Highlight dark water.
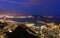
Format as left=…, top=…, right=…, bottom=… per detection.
left=47, top=18, right=60, bottom=23
left=8, top=18, right=60, bottom=23
left=8, top=18, right=42, bottom=26
left=9, top=18, right=35, bottom=23
left=7, top=18, right=60, bottom=27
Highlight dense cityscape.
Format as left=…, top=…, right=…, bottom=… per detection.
left=0, top=15, right=60, bottom=38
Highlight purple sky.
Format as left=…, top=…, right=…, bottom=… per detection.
left=0, top=0, right=60, bottom=16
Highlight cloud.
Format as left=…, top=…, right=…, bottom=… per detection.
left=0, top=0, right=41, bottom=5
left=0, top=6, right=16, bottom=14
left=0, top=0, right=60, bottom=16
left=0, top=6, right=29, bottom=15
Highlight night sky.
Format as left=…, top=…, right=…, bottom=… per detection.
left=0, top=0, right=60, bottom=16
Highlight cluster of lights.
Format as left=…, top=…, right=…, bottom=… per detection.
left=0, top=15, right=34, bottom=19
left=36, top=20, right=60, bottom=38
left=26, top=20, right=60, bottom=38
left=26, top=23, right=35, bottom=27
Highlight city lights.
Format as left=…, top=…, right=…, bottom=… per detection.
left=0, top=15, right=60, bottom=38
left=8, top=30, right=12, bottom=33
left=0, top=15, right=34, bottom=19
left=26, top=23, right=35, bottom=27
